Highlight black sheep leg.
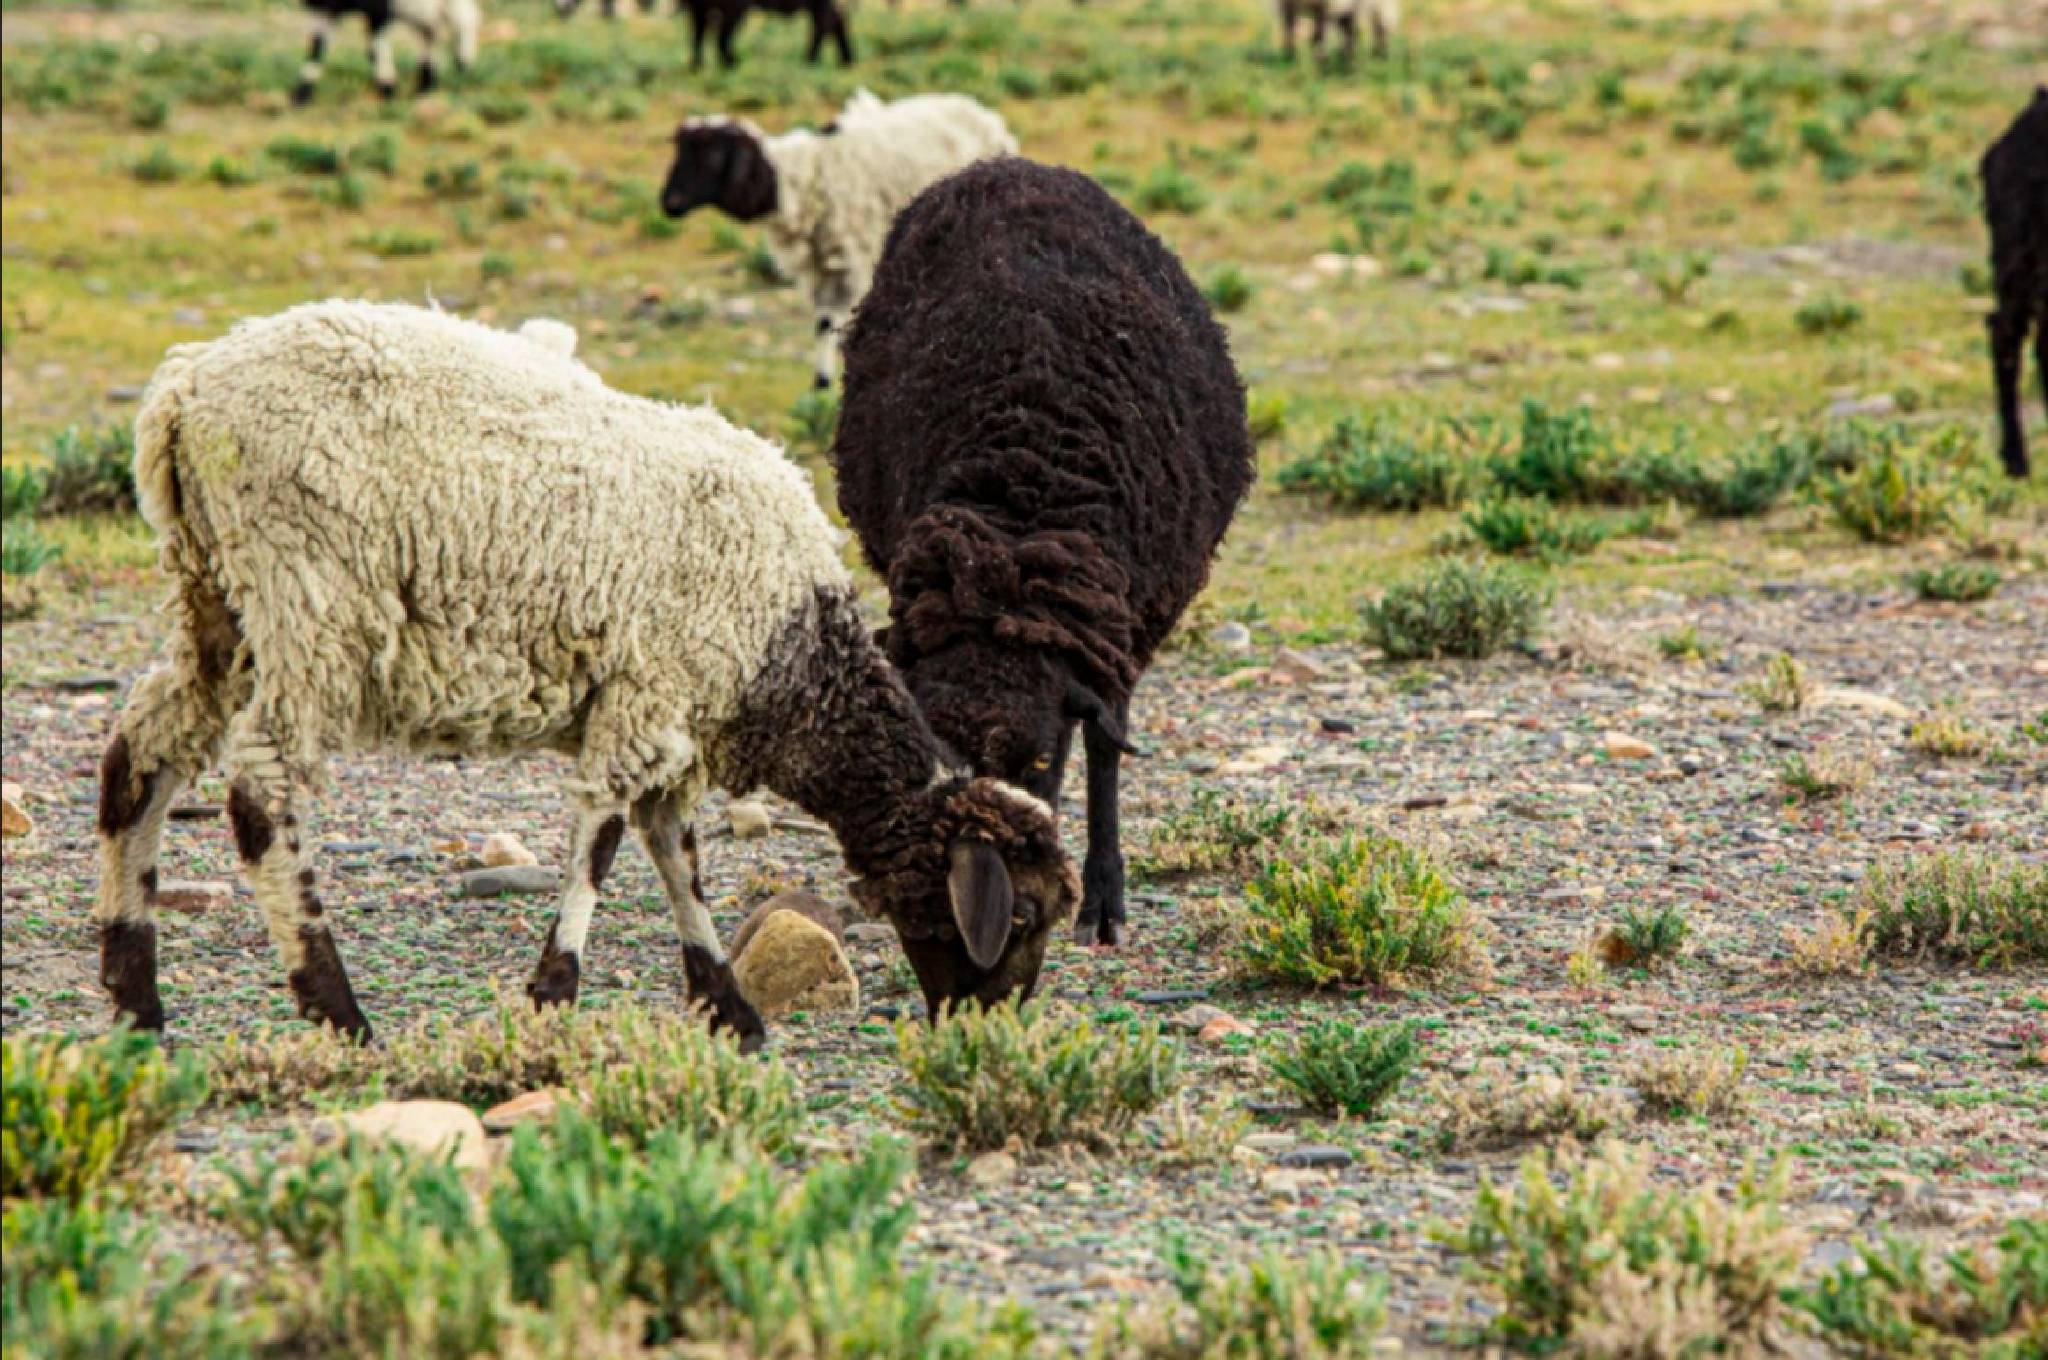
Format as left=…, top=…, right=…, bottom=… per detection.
left=688, top=2, right=708, bottom=67
left=1075, top=698, right=1128, bottom=947
left=831, top=11, right=854, bottom=64
left=1990, top=303, right=2031, bottom=478
left=716, top=9, right=742, bottom=67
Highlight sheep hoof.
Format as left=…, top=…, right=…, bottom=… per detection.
left=290, top=81, right=315, bottom=107
left=375, top=81, right=398, bottom=101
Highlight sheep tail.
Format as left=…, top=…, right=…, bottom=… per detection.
left=448, top=0, right=481, bottom=68
left=133, top=343, right=205, bottom=576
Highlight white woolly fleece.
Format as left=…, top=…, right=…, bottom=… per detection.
left=754, top=90, right=1018, bottom=308
left=134, top=300, right=849, bottom=803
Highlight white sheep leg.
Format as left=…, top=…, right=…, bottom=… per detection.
left=291, top=12, right=333, bottom=105
left=223, top=701, right=370, bottom=1039
left=632, top=790, right=766, bottom=1052
left=370, top=23, right=399, bottom=99
left=96, top=612, right=242, bottom=1032
left=528, top=798, right=628, bottom=1007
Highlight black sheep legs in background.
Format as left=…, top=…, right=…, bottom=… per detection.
left=1981, top=87, right=2046, bottom=479
left=686, top=0, right=854, bottom=70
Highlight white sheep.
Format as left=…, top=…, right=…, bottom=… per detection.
left=96, top=300, right=1078, bottom=1047
left=659, top=90, right=1018, bottom=388
left=291, top=0, right=481, bottom=106
left=1277, top=0, right=1396, bottom=61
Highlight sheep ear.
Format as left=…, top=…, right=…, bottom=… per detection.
left=1064, top=681, right=1142, bottom=757
left=947, top=841, right=1014, bottom=970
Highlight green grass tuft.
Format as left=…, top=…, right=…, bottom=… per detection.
left=2, top=1027, right=207, bottom=1203
left=1362, top=558, right=1548, bottom=661
left=1264, top=1019, right=1418, bottom=1120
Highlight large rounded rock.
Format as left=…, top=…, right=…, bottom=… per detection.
left=730, top=889, right=843, bottom=960
left=332, top=1100, right=490, bottom=1175
left=732, top=906, right=859, bottom=1019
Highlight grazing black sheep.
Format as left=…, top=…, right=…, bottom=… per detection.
left=292, top=0, right=478, bottom=105
left=832, top=158, right=1255, bottom=955
left=556, top=0, right=850, bottom=66
left=1982, top=86, right=2047, bottom=479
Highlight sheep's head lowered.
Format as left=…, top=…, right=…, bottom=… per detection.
left=661, top=119, right=779, bottom=222
left=847, top=776, right=1078, bottom=1013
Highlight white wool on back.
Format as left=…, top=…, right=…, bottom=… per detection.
left=758, top=91, right=1018, bottom=307
left=134, top=299, right=848, bottom=803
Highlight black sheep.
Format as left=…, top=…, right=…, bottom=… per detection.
left=832, top=157, right=1255, bottom=952
left=555, top=0, right=852, bottom=67
left=1982, top=86, right=2046, bottom=479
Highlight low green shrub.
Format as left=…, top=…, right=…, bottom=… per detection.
left=1134, top=789, right=1348, bottom=878
left=894, top=1000, right=1181, bottom=1151
left=1362, top=558, right=1548, bottom=661
left=41, top=424, right=137, bottom=515
left=1792, top=1220, right=2046, bottom=1358
left=1202, top=265, right=1255, bottom=314
left=1601, top=904, right=1690, bottom=970
left=1741, top=651, right=1813, bottom=713
left=1909, top=562, right=2000, bottom=602
left=1630, top=1043, right=1749, bottom=1119
left=1855, top=850, right=2047, bottom=967
left=1264, top=1019, right=1418, bottom=1119
left=2, top=1028, right=207, bottom=1203
left=1822, top=442, right=1983, bottom=543
left=1461, top=494, right=1610, bottom=559
left=1276, top=414, right=1476, bottom=511
left=128, top=143, right=186, bottom=183
left=1652, top=434, right=1813, bottom=517
left=1091, top=1239, right=1389, bottom=1358
left=785, top=387, right=839, bottom=455
left=1, top=519, right=61, bottom=579
left=1489, top=399, right=1612, bottom=502
left=1, top=1197, right=262, bottom=1359
left=1795, top=292, right=1862, bottom=334
left=1135, top=159, right=1207, bottom=214
left=1235, top=834, right=1489, bottom=990
left=1, top=466, right=45, bottom=519
left=1440, top=1142, right=1803, bottom=1355
left=1425, top=1059, right=1628, bottom=1151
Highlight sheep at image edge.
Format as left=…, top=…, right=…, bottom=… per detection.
left=96, top=300, right=1079, bottom=1046
left=291, top=0, right=480, bottom=105
left=1982, top=85, right=2045, bottom=479
left=832, top=157, right=1256, bottom=951
left=660, top=89, right=1017, bottom=388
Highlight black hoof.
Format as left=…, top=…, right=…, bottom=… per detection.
left=375, top=81, right=398, bottom=101
left=290, top=82, right=315, bottom=107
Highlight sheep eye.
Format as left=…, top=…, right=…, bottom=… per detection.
left=1030, top=755, right=1052, bottom=771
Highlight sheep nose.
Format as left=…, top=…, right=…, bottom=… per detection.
left=661, top=195, right=686, bottom=218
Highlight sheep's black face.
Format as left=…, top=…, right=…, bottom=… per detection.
left=910, top=653, right=1074, bottom=802
left=850, top=778, right=1079, bottom=1017
left=661, top=122, right=778, bottom=223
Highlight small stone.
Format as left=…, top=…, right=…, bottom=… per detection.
left=965, top=1150, right=1017, bottom=1188
left=1272, top=647, right=1328, bottom=683
left=1602, top=731, right=1657, bottom=760
left=481, top=1089, right=559, bottom=1133
left=1318, top=715, right=1356, bottom=734
left=1242, top=1131, right=1298, bottom=1152
left=459, top=866, right=561, bottom=897
left=171, top=306, right=207, bottom=327
left=434, top=837, right=470, bottom=854
left=106, top=384, right=146, bottom=403
left=53, top=674, right=120, bottom=693
left=728, top=798, right=773, bottom=840
left=1208, top=621, right=1252, bottom=653
left=732, top=909, right=859, bottom=1017
left=156, top=880, right=231, bottom=914
left=844, top=921, right=896, bottom=946
left=1274, top=1144, right=1353, bottom=1169
left=1827, top=393, right=1896, bottom=420
left=480, top=832, right=537, bottom=868
left=1199, top=1015, right=1254, bottom=1043
left=334, top=1100, right=489, bottom=1175
left=1814, top=687, right=1913, bottom=721
left=1135, top=988, right=1208, bottom=1006
left=1310, top=252, right=1382, bottom=279
left=1612, top=1005, right=1657, bottom=1033
left=1218, top=744, right=1290, bottom=776
left=731, top=889, right=843, bottom=959
left=1, top=784, right=31, bottom=839
left=1167, top=1003, right=1231, bottom=1034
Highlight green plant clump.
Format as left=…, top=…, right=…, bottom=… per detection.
left=1276, top=414, right=1475, bottom=511
left=1090, top=1238, right=1389, bottom=1359
left=1362, top=558, right=1549, bottom=661
left=1854, top=850, right=2047, bottom=968
left=1460, top=493, right=1610, bottom=559
left=1909, top=562, right=2001, bottom=602
left=1264, top=1019, right=1419, bottom=1120
left=2, top=1028, right=207, bottom=1203
left=1792, top=1220, right=2046, bottom=1359
left=1235, top=834, right=1489, bottom=989
left=895, top=1000, right=1182, bottom=1151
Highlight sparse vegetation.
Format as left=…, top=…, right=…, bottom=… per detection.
left=1263, top=1019, right=1418, bottom=1120
left=1091, top=1240, right=1389, bottom=1359
left=1233, top=834, right=1490, bottom=990
left=1277, top=415, right=1476, bottom=511
left=1600, top=904, right=1690, bottom=970
left=2, top=1028, right=207, bottom=1203
left=1630, top=1043, right=1749, bottom=1119
left=1854, top=851, right=2047, bottom=967
left=1135, top=789, right=1348, bottom=877
left=1793, top=1220, right=2047, bottom=1359
left=1910, top=562, right=2001, bottom=602
left=1425, top=1059, right=1629, bottom=1151
left=1909, top=710, right=1992, bottom=759
left=895, top=1000, right=1182, bottom=1151
left=1362, top=558, right=1548, bottom=661
left=1779, top=747, right=1872, bottom=804
left=1441, top=1142, right=1803, bottom=1355
left=1742, top=652, right=1814, bottom=713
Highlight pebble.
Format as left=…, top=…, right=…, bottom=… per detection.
left=1167, top=1003, right=1232, bottom=1034
left=1135, top=988, right=1208, bottom=1006
left=1, top=784, right=32, bottom=839
left=481, top=1089, right=560, bottom=1132
left=1274, top=1144, right=1353, bottom=1169
left=728, top=798, right=774, bottom=839
left=1318, top=715, right=1356, bottom=734
left=480, top=832, right=538, bottom=868
left=105, top=384, right=145, bottom=403
left=1208, top=621, right=1252, bottom=653
left=1242, top=1131, right=1298, bottom=1152
left=1199, top=1014, right=1255, bottom=1042
left=1612, top=1005, right=1657, bottom=1033
left=459, top=865, right=561, bottom=897
left=844, top=922, right=896, bottom=945
left=1272, top=647, right=1328, bottom=683
left=965, top=1150, right=1018, bottom=1188
left=1602, top=731, right=1657, bottom=760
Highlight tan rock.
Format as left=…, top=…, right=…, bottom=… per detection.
left=964, top=1149, right=1017, bottom=1188
left=732, top=909, right=859, bottom=1018
left=335, top=1100, right=489, bottom=1175
left=728, top=798, right=773, bottom=840
left=1602, top=731, right=1657, bottom=760
left=1218, top=744, right=1290, bottom=776
left=1814, top=687, right=1912, bottom=721
left=481, top=1089, right=560, bottom=1133
left=731, top=889, right=843, bottom=960
left=1, top=783, right=31, bottom=839
left=156, top=880, right=232, bottom=914
left=481, top=832, right=537, bottom=868
left=1272, top=647, right=1328, bottom=684
left=1199, top=1014, right=1254, bottom=1043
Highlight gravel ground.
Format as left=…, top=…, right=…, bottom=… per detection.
left=3, top=575, right=2044, bottom=1349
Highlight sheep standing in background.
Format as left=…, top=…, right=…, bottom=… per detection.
left=660, top=91, right=1016, bottom=388
left=1277, top=0, right=1396, bottom=61
left=291, top=0, right=480, bottom=105
left=97, top=301, right=1078, bottom=1045
left=553, top=0, right=851, bottom=68
left=1982, top=86, right=2045, bottom=479
left=832, top=159, right=1255, bottom=949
